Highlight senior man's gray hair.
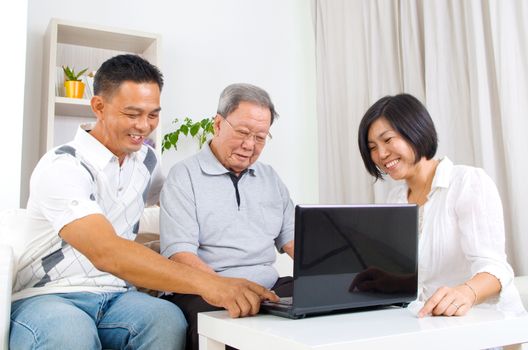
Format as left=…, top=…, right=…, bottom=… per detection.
left=217, top=83, right=279, bottom=125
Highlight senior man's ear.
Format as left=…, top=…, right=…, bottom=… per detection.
left=213, top=114, right=223, bottom=136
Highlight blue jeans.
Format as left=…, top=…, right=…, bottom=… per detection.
left=10, top=291, right=187, bottom=349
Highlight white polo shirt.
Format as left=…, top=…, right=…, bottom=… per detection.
left=12, top=124, right=163, bottom=301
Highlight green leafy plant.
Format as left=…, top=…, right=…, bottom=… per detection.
left=62, top=65, right=88, bottom=81
left=162, top=117, right=214, bottom=153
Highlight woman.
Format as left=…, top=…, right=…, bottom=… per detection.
left=357, top=93, right=524, bottom=317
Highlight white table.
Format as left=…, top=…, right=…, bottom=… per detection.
left=198, top=306, right=528, bottom=350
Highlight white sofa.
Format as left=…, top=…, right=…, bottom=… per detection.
left=0, top=209, right=28, bottom=350
left=0, top=246, right=13, bottom=350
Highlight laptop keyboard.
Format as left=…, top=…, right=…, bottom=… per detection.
left=274, top=297, right=293, bottom=305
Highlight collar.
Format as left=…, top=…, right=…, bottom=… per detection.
left=393, top=156, right=452, bottom=202
left=197, top=141, right=256, bottom=176
left=73, top=123, right=132, bottom=170
left=430, top=156, right=453, bottom=190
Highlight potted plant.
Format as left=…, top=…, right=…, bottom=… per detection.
left=162, top=117, right=214, bottom=153
left=62, top=65, right=88, bottom=99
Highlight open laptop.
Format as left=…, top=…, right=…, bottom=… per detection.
left=261, top=204, right=418, bottom=319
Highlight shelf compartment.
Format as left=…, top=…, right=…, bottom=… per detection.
left=55, top=96, right=93, bottom=118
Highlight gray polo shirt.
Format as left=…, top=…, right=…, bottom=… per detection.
left=160, top=142, right=294, bottom=289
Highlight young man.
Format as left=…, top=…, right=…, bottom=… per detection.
left=10, top=56, right=277, bottom=349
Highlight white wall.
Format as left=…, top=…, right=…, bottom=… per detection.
left=0, top=1, right=27, bottom=211
left=22, top=0, right=318, bottom=206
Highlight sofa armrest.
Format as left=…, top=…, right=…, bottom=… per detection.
left=136, top=206, right=160, bottom=255
left=514, top=275, right=528, bottom=310
left=0, top=244, right=14, bottom=350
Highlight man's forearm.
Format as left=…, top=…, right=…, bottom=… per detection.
left=60, top=214, right=216, bottom=296
left=282, top=240, right=294, bottom=258
left=60, top=213, right=281, bottom=317
left=170, top=251, right=217, bottom=275
left=97, top=236, right=219, bottom=295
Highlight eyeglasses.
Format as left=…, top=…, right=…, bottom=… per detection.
left=222, top=117, right=272, bottom=145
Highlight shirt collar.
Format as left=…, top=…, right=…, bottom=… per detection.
left=431, top=156, right=453, bottom=190
left=73, top=123, right=133, bottom=170
left=197, top=141, right=256, bottom=176
left=393, top=156, right=452, bottom=202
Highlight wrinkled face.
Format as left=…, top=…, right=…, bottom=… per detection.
left=367, top=117, right=419, bottom=181
left=210, top=101, right=272, bottom=175
left=91, top=81, right=161, bottom=162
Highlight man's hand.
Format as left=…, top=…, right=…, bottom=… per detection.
left=202, top=277, right=279, bottom=318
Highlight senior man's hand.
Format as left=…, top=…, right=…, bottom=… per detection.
left=203, top=276, right=279, bottom=318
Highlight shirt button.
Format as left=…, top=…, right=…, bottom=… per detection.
left=118, top=187, right=123, bottom=192
left=71, top=200, right=78, bottom=206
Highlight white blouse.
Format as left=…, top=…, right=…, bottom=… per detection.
left=387, top=157, right=525, bottom=313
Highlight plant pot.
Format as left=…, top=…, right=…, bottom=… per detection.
left=64, top=80, right=85, bottom=99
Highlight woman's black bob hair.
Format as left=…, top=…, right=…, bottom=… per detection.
left=357, top=93, right=438, bottom=180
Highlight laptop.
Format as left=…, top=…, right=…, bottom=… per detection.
left=261, top=204, right=418, bottom=319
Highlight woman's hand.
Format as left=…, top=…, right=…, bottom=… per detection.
left=417, top=284, right=476, bottom=317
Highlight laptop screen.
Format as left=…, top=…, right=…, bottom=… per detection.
left=293, top=204, right=418, bottom=312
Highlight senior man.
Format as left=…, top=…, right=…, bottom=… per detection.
left=10, top=57, right=277, bottom=350
left=161, top=83, right=295, bottom=350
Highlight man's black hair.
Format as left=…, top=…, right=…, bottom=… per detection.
left=93, top=54, right=163, bottom=97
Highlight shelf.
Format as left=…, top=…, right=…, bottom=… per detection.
left=55, top=97, right=94, bottom=118
left=57, top=20, right=158, bottom=53
left=41, top=18, right=161, bottom=155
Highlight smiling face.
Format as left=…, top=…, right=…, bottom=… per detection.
left=367, top=117, right=421, bottom=181
left=210, top=101, right=272, bottom=175
left=90, top=81, right=161, bottom=163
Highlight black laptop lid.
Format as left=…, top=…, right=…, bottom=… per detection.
left=292, top=204, right=418, bottom=314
